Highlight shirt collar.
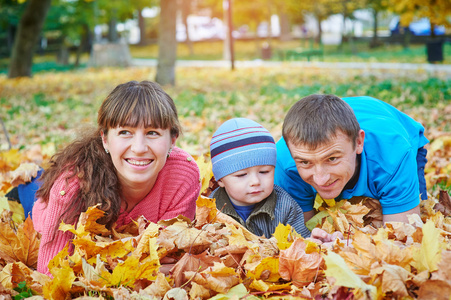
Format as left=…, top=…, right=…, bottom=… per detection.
left=213, top=187, right=277, bottom=221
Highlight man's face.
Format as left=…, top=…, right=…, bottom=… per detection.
left=288, top=130, right=364, bottom=200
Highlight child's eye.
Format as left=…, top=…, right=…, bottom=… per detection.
left=260, top=170, right=270, bottom=174
left=118, top=130, right=130, bottom=135
left=235, top=173, right=247, bottom=177
left=147, top=131, right=159, bottom=136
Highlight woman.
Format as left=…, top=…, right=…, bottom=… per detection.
left=32, top=81, right=201, bottom=275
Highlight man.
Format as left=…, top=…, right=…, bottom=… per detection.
left=275, top=95, right=429, bottom=224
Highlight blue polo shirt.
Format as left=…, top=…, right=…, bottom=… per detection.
left=275, top=96, right=429, bottom=215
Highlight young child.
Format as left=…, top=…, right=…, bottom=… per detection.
left=209, top=118, right=311, bottom=238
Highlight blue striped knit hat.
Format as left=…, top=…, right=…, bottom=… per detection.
left=210, top=118, right=277, bottom=180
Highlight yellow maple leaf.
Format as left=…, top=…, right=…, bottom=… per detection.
left=43, top=262, right=76, bottom=299
left=314, top=194, right=336, bottom=210
left=133, top=222, right=160, bottom=259
left=196, top=194, right=218, bottom=227
left=200, top=283, right=247, bottom=300
left=0, top=197, right=24, bottom=223
left=0, top=148, right=22, bottom=173
left=246, top=256, right=280, bottom=282
left=411, top=220, right=443, bottom=273
left=249, top=280, right=291, bottom=292
left=100, top=255, right=140, bottom=287
left=324, top=251, right=377, bottom=299
left=59, top=205, right=109, bottom=238
left=195, top=155, right=213, bottom=195
left=273, top=223, right=293, bottom=250
left=225, top=223, right=253, bottom=248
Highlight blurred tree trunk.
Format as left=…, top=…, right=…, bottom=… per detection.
left=369, top=9, right=380, bottom=48
left=155, top=0, right=177, bottom=86
left=75, top=24, right=92, bottom=67
left=279, top=13, right=291, bottom=41
left=108, top=12, right=119, bottom=42
left=8, top=0, right=51, bottom=78
left=138, top=9, right=147, bottom=45
left=315, top=15, right=323, bottom=44
left=181, top=0, right=194, bottom=56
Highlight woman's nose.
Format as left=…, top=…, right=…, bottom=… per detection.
left=131, top=135, right=148, bottom=153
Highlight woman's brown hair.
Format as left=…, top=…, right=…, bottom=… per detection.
left=36, top=81, right=181, bottom=231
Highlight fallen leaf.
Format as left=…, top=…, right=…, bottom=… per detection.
left=324, top=251, right=377, bottom=299
left=279, top=238, right=323, bottom=287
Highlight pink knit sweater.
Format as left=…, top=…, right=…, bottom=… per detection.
left=32, top=147, right=201, bottom=275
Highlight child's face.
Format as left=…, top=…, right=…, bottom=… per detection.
left=218, top=165, right=275, bottom=206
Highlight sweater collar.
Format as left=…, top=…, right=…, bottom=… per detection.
left=213, top=187, right=277, bottom=221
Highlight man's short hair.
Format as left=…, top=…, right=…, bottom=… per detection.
left=282, top=94, right=360, bottom=149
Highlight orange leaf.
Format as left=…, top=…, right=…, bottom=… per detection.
left=0, top=216, right=40, bottom=268
left=279, top=238, right=324, bottom=287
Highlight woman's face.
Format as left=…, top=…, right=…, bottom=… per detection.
left=102, top=125, right=176, bottom=191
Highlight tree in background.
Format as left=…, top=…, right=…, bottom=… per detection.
left=334, top=0, right=366, bottom=52
left=390, top=0, right=451, bottom=38
left=155, top=0, right=177, bottom=86
left=0, top=0, right=27, bottom=57
left=180, top=0, right=194, bottom=56
left=367, top=0, right=390, bottom=48
left=8, top=0, right=51, bottom=78
left=285, top=0, right=338, bottom=44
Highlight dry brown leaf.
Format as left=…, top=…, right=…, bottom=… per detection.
left=279, top=239, right=324, bottom=287
left=0, top=262, right=34, bottom=290
left=189, top=282, right=213, bottom=299
left=170, top=251, right=220, bottom=287
left=143, top=273, right=172, bottom=298
left=0, top=216, right=40, bottom=268
left=434, top=190, right=451, bottom=217
left=185, top=262, right=240, bottom=294
left=417, top=279, right=451, bottom=300
left=431, top=250, right=451, bottom=284
left=8, top=162, right=40, bottom=187
left=374, top=264, right=409, bottom=297
left=157, top=221, right=213, bottom=253
left=163, top=288, right=188, bottom=300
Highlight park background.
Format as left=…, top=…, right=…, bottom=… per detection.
left=1, top=0, right=450, bottom=193
left=0, top=0, right=451, bottom=298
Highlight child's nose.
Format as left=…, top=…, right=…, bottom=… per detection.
left=249, top=173, right=260, bottom=186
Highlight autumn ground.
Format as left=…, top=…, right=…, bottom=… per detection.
left=0, top=65, right=451, bottom=299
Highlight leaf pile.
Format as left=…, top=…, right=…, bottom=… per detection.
left=0, top=191, right=450, bottom=299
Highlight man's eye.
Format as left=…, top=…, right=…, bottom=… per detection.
left=329, top=157, right=337, bottom=162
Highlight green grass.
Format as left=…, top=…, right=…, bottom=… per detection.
left=130, top=39, right=451, bottom=63
left=1, top=39, right=450, bottom=74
